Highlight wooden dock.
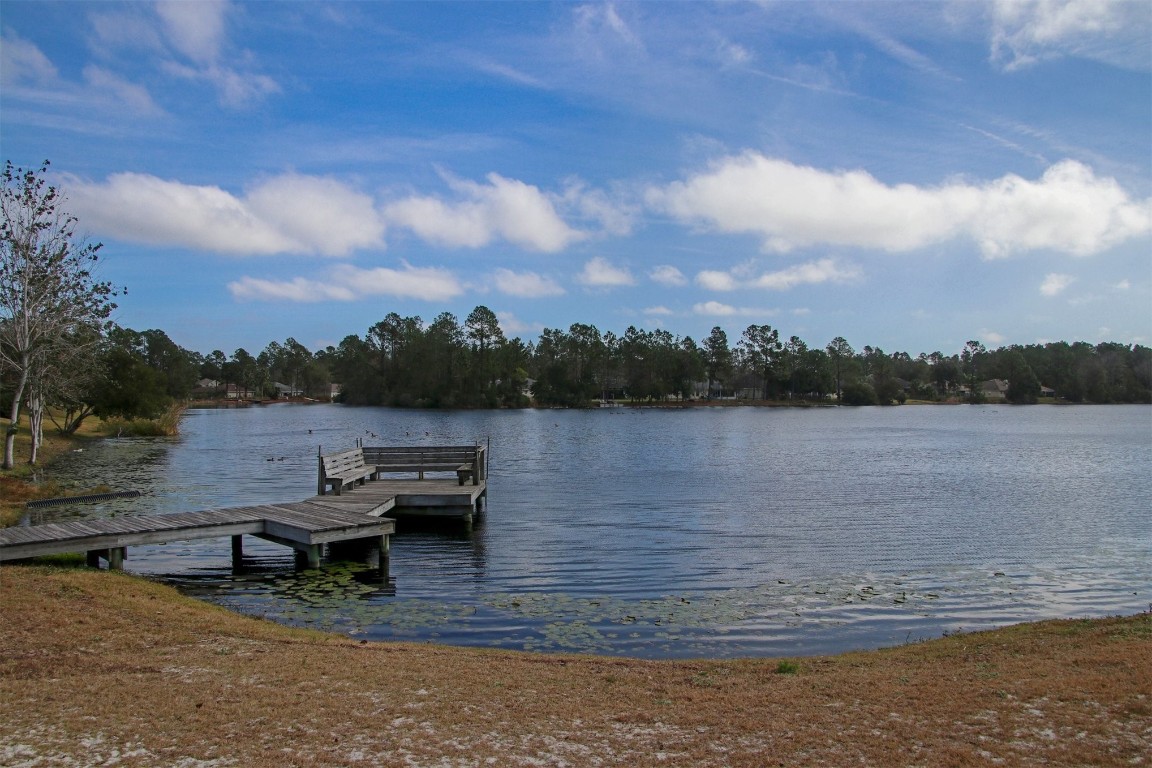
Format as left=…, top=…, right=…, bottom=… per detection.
left=0, top=444, right=489, bottom=574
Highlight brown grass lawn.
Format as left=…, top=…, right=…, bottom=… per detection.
left=1, top=566, right=1149, bottom=767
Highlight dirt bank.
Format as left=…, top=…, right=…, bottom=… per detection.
left=1, top=566, right=1148, bottom=767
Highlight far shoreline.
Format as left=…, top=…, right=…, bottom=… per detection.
left=186, top=395, right=1097, bottom=410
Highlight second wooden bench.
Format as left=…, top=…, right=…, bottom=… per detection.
left=362, top=445, right=485, bottom=486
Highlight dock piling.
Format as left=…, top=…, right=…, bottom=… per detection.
left=231, top=535, right=244, bottom=569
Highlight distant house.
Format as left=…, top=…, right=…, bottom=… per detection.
left=192, top=378, right=222, bottom=397
left=982, top=379, right=1009, bottom=400
left=1040, top=385, right=1057, bottom=399
left=225, top=383, right=255, bottom=400
left=273, top=382, right=303, bottom=398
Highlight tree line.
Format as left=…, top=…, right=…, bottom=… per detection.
left=18, top=311, right=1146, bottom=418
left=4, top=161, right=1151, bottom=468
left=242, top=319, right=1152, bottom=409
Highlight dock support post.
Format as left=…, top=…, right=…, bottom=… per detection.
left=377, top=535, right=390, bottom=579
left=316, top=445, right=326, bottom=496
left=108, top=547, right=125, bottom=570
left=294, top=544, right=321, bottom=570
left=231, top=535, right=244, bottom=570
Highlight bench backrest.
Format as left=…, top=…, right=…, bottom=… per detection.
left=321, top=448, right=367, bottom=474
left=362, top=445, right=486, bottom=479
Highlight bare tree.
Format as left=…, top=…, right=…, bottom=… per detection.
left=1, top=161, right=118, bottom=467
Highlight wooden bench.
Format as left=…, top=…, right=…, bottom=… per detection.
left=318, top=448, right=378, bottom=495
left=362, top=445, right=485, bottom=486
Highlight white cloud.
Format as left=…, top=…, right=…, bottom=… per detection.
left=63, top=171, right=385, bottom=257
left=154, top=0, right=279, bottom=106
left=88, top=9, right=165, bottom=56
left=245, top=174, right=385, bottom=256
left=716, top=37, right=752, bottom=68
left=754, top=259, right=863, bottom=290
left=694, top=301, right=738, bottom=316
left=559, top=179, right=635, bottom=236
left=643, top=305, right=674, bottom=316
left=162, top=60, right=281, bottom=107
left=1039, top=272, right=1075, bottom=296
left=990, top=0, right=1149, bottom=70
left=495, top=311, right=538, bottom=336
left=1114, top=279, right=1131, bottom=291
left=575, top=3, right=644, bottom=51
left=338, top=264, right=462, bottom=301
left=0, top=30, right=164, bottom=118
left=974, top=161, right=1151, bottom=258
left=696, top=270, right=739, bottom=291
left=471, top=58, right=548, bottom=88
left=228, top=276, right=356, bottom=303
left=577, top=256, right=635, bottom=287
left=0, top=31, right=57, bottom=86
left=155, top=0, right=227, bottom=65
left=82, top=65, right=164, bottom=117
left=981, top=329, right=1007, bottom=346
left=696, top=259, right=861, bottom=292
left=493, top=268, right=566, bottom=298
left=649, top=265, right=688, bottom=287
left=385, top=173, right=584, bottom=252
left=86, top=0, right=279, bottom=108
left=648, top=153, right=1151, bottom=258
left=229, top=263, right=462, bottom=303
left=691, top=301, right=770, bottom=318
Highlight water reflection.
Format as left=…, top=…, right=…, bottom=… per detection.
left=31, top=403, right=1152, bottom=658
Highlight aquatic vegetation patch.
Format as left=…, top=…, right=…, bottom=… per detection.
left=180, top=564, right=1147, bottom=658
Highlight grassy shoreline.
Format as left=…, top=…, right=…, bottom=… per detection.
left=1, top=565, right=1149, bottom=766
left=0, top=406, right=184, bottom=526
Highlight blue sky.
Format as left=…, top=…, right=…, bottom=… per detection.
left=2, top=1, right=1150, bottom=357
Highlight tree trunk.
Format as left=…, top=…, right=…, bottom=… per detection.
left=27, top=387, right=43, bottom=465
left=3, top=360, right=30, bottom=469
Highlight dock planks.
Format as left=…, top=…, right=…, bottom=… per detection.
left=0, top=504, right=394, bottom=570
left=307, top=478, right=486, bottom=519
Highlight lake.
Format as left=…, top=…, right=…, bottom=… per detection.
left=37, top=403, right=1152, bottom=659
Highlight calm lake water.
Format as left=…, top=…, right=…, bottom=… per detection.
left=36, top=403, right=1152, bottom=659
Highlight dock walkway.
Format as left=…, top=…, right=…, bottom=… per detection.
left=0, top=500, right=395, bottom=572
